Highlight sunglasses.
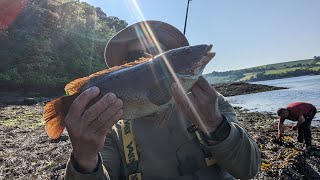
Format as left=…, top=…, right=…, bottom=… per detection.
left=126, top=50, right=147, bottom=63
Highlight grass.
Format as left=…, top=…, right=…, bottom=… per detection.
left=242, top=59, right=316, bottom=72
left=265, top=67, right=304, bottom=75
left=239, top=66, right=320, bottom=81
left=258, top=59, right=316, bottom=69
left=240, top=73, right=256, bottom=81
left=205, top=59, right=320, bottom=83
left=311, top=66, right=320, bottom=71
left=266, top=66, right=320, bottom=75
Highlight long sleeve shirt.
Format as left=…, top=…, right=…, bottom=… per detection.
left=65, top=93, right=261, bottom=180
left=280, top=102, right=316, bottom=122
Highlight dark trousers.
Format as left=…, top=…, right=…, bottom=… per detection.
left=297, top=107, right=317, bottom=146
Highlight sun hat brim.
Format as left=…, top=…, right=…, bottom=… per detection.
left=104, top=20, right=189, bottom=67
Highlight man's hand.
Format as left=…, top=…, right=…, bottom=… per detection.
left=277, top=130, right=283, bottom=140
left=277, top=120, right=285, bottom=141
left=64, top=87, right=123, bottom=173
left=171, top=76, right=223, bottom=135
left=292, top=125, right=298, bottom=131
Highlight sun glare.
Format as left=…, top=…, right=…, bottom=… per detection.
left=124, top=0, right=210, bottom=134
left=0, top=0, right=28, bottom=32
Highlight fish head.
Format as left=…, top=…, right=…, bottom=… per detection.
left=163, top=44, right=215, bottom=79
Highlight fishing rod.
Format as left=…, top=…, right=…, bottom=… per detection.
left=183, top=0, right=192, bottom=35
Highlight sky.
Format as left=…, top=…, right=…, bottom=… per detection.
left=83, top=0, right=320, bottom=74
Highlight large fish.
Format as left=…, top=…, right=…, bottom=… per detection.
left=44, top=44, right=215, bottom=139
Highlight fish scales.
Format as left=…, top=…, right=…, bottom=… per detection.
left=43, top=44, right=215, bottom=139
left=83, top=54, right=174, bottom=119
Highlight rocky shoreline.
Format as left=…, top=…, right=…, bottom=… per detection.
left=235, top=107, right=320, bottom=179
left=0, top=82, right=286, bottom=105
left=0, top=82, right=319, bottom=179
left=212, top=82, right=287, bottom=97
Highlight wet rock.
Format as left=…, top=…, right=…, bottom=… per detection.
left=39, top=135, right=49, bottom=144
left=23, top=98, right=38, bottom=105
left=213, top=82, right=287, bottom=97
left=52, top=163, right=66, bottom=172
left=0, top=94, right=318, bottom=179
left=50, top=135, right=69, bottom=143
left=39, top=134, right=69, bottom=144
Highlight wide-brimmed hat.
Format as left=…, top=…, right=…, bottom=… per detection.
left=104, top=20, right=189, bottom=67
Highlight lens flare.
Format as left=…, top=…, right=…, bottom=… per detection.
left=124, top=0, right=210, bottom=134
left=0, top=0, right=28, bottom=32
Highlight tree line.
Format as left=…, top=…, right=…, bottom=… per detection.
left=248, top=68, right=320, bottom=82
left=205, top=57, right=320, bottom=84
left=0, top=0, right=127, bottom=96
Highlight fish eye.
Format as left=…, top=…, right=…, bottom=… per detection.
left=185, top=47, right=192, bottom=54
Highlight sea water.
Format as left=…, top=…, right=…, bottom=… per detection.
left=227, top=75, right=320, bottom=126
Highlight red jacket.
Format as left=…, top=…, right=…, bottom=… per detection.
left=280, top=102, right=315, bottom=122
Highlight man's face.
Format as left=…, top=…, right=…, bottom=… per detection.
left=128, top=39, right=145, bottom=52
left=279, top=110, right=289, bottom=118
left=127, top=39, right=167, bottom=62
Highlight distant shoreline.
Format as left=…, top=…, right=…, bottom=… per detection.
left=0, top=82, right=286, bottom=105
left=213, top=82, right=286, bottom=97
left=205, top=58, right=320, bottom=84
left=0, top=93, right=319, bottom=179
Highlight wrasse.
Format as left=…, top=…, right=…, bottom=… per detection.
left=44, top=44, right=215, bottom=139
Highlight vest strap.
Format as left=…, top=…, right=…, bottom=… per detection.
left=194, top=128, right=217, bottom=166
left=129, top=173, right=142, bottom=180
left=120, top=120, right=141, bottom=179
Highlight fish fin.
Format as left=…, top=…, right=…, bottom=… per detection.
left=64, top=57, right=151, bottom=95
left=43, top=95, right=77, bottom=139
left=154, top=106, right=173, bottom=127
left=147, top=78, right=172, bottom=106
left=64, top=77, right=90, bottom=95
left=89, top=57, right=150, bottom=78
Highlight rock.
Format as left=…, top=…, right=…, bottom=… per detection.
left=50, top=135, right=69, bottom=143
left=212, top=82, right=287, bottom=97
left=23, top=98, right=38, bottom=105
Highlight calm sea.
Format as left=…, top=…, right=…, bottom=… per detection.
left=227, top=75, right=320, bottom=126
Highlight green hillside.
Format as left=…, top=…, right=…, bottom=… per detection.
left=205, top=57, right=320, bottom=84
left=0, top=0, right=127, bottom=96
left=244, top=58, right=317, bottom=71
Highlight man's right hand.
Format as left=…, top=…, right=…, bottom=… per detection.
left=64, top=87, right=123, bottom=173
left=277, top=131, right=283, bottom=140
left=277, top=121, right=285, bottom=140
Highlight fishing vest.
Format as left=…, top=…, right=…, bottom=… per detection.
left=119, top=120, right=216, bottom=180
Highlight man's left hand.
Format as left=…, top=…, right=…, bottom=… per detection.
left=171, top=76, right=223, bottom=135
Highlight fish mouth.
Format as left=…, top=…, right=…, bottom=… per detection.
left=191, top=44, right=215, bottom=74
left=200, top=44, right=215, bottom=67
left=177, top=44, right=215, bottom=79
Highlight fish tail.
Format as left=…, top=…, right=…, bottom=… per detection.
left=43, top=94, right=77, bottom=139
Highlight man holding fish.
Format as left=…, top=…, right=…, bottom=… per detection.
left=47, top=21, right=261, bottom=179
